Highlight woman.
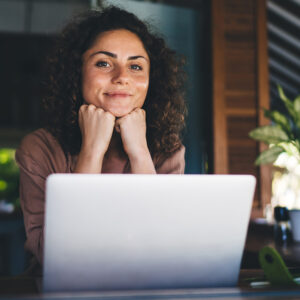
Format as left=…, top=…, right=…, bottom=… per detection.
left=15, top=6, right=187, bottom=275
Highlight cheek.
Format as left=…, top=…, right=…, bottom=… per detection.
left=136, top=76, right=149, bottom=95
left=82, top=69, right=106, bottom=94
left=82, top=68, right=96, bottom=86
left=81, top=68, right=92, bottom=94
left=135, top=78, right=149, bottom=108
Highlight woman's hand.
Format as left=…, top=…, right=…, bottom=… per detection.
left=79, top=104, right=115, bottom=156
left=74, top=104, right=115, bottom=173
left=115, top=108, right=156, bottom=173
left=115, top=108, right=147, bottom=157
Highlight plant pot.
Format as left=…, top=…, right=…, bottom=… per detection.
left=289, top=209, right=300, bottom=242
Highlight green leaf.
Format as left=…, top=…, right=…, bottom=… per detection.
left=263, top=108, right=292, bottom=136
left=292, top=96, right=300, bottom=130
left=249, top=125, right=289, bottom=144
left=278, top=84, right=291, bottom=103
left=295, top=139, right=300, bottom=152
left=277, top=85, right=299, bottom=126
left=255, top=146, right=283, bottom=165
left=278, top=142, right=300, bottom=160
left=294, top=96, right=300, bottom=112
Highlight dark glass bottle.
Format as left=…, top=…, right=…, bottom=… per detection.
left=274, top=206, right=292, bottom=245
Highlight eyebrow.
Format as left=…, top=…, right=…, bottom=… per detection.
left=90, top=51, right=148, bottom=61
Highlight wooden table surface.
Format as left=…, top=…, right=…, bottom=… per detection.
left=2, top=270, right=300, bottom=300
left=2, top=220, right=300, bottom=299
left=3, top=287, right=300, bottom=300
left=242, top=219, right=300, bottom=268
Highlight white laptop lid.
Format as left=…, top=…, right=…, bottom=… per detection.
left=43, top=174, right=256, bottom=292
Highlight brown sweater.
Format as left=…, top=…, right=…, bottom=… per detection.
left=15, top=128, right=185, bottom=274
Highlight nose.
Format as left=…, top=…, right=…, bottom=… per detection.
left=111, top=66, right=129, bottom=85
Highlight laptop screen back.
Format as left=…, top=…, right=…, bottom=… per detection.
left=43, top=174, right=255, bottom=292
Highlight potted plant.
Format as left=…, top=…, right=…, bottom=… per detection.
left=249, top=85, right=300, bottom=241
left=0, top=148, right=20, bottom=213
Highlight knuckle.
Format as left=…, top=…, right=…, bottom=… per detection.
left=104, top=111, right=111, bottom=118
left=79, top=105, right=86, bottom=111
left=96, top=108, right=104, bottom=115
left=87, top=104, right=96, bottom=111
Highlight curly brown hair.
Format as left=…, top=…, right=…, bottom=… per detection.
left=43, top=6, right=187, bottom=158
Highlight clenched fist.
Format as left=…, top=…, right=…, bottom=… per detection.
left=78, top=104, right=115, bottom=156
left=115, top=108, right=148, bottom=159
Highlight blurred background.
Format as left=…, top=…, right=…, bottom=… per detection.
left=0, top=0, right=299, bottom=276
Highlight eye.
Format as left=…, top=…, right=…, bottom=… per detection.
left=96, top=61, right=110, bottom=68
left=130, top=64, right=143, bottom=71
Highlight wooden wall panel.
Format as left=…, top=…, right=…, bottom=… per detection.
left=212, top=0, right=228, bottom=174
left=256, top=0, right=272, bottom=217
left=212, top=0, right=271, bottom=218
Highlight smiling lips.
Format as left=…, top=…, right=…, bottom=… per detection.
left=104, top=91, right=132, bottom=98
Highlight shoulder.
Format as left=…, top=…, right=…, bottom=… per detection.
left=155, top=145, right=185, bottom=174
left=16, top=128, right=63, bottom=159
left=17, top=128, right=58, bottom=152
left=15, top=128, right=67, bottom=173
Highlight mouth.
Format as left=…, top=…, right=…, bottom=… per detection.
left=104, top=91, right=132, bottom=98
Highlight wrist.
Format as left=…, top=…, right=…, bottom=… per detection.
left=128, top=147, right=151, bottom=164
left=74, top=149, right=104, bottom=174
left=80, top=145, right=106, bottom=160
left=128, top=148, right=156, bottom=174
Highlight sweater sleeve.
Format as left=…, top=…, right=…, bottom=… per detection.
left=155, top=145, right=185, bottom=174
left=15, top=129, right=67, bottom=266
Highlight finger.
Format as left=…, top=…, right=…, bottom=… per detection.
left=104, top=110, right=116, bottom=121
left=79, top=104, right=88, bottom=112
left=87, top=104, right=97, bottom=111
left=95, top=106, right=105, bottom=113
left=132, top=107, right=140, bottom=113
left=132, top=107, right=145, bottom=116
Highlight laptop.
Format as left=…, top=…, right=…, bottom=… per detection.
left=43, top=174, right=256, bottom=292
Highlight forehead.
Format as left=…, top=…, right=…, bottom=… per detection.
left=88, top=29, right=149, bottom=58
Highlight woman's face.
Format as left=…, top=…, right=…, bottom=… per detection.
left=81, top=29, right=150, bottom=117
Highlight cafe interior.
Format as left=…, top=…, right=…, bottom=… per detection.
left=0, top=0, right=300, bottom=298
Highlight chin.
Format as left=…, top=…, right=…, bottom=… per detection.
left=108, top=108, right=132, bottom=118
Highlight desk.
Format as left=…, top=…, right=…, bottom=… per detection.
left=243, top=220, right=300, bottom=268
left=2, top=285, right=300, bottom=299
left=2, top=272, right=300, bottom=300
left=2, top=220, right=300, bottom=299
